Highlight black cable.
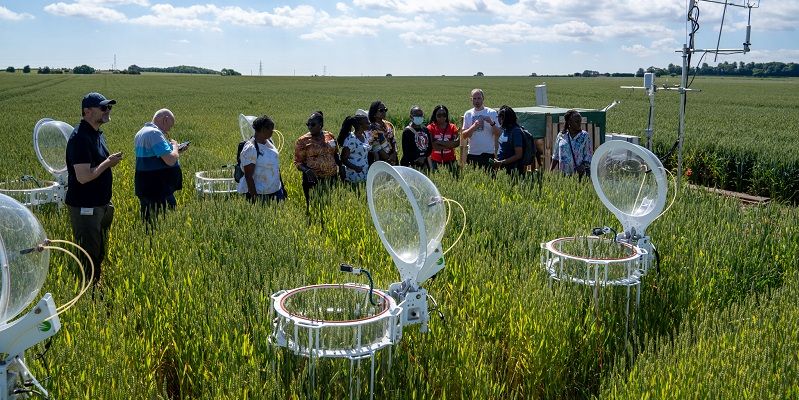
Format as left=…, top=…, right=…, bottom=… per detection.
left=361, top=269, right=377, bottom=306
left=339, top=264, right=377, bottom=306
left=34, top=338, right=54, bottom=379
left=654, top=247, right=661, bottom=274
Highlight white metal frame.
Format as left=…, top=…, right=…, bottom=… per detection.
left=194, top=168, right=238, bottom=196
left=270, top=161, right=448, bottom=399
left=0, top=119, right=70, bottom=208
left=0, top=214, right=60, bottom=399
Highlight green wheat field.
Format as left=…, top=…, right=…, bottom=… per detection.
left=0, top=74, right=797, bottom=399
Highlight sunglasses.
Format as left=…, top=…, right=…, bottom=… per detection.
left=378, top=108, right=388, bottom=113
left=306, top=122, right=318, bottom=128
left=99, top=105, right=112, bottom=112
left=436, top=114, right=447, bottom=117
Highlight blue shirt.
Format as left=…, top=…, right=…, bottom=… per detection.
left=133, top=122, right=182, bottom=199
left=497, top=126, right=523, bottom=164
left=134, top=122, right=175, bottom=171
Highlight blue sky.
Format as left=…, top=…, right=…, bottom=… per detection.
left=1, top=1, right=797, bottom=76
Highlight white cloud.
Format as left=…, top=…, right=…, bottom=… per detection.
left=621, top=37, right=679, bottom=57
left=352, top=0, right=485, bottom=14
left=752, top=3, right=799, bottom=31
left=747, top=48, right=799, bottom=62
left=174, top=39, right=190, bottom=44
left=336, top=2, right=350, bottom=13
left=400, top=32, right=454, bottom=46
left=0, top=6, right=34, bottom=21
left=44, top=2, right=127, bottom=22
left=102, top=0, right=150, bottom=5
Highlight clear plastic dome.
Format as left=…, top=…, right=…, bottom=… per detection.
left=591, top=141, right=667, bottom=236
left=34, top=119, right=71, bottom=177
left=367, top=162, right=446, bottom=283
left=238, top=114, right=255, bottom=141
left=0, top=193, right=49, bottom=325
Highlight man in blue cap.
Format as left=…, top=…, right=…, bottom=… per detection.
left=65, top=92, right=123, bottom=287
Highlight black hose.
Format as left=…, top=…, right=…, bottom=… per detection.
left=361, top=269, right=377, bottom=306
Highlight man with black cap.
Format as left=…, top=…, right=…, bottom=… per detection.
left=65, top=92, right=123, bottom=286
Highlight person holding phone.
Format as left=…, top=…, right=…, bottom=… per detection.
left=66, top=92, right=122, bottom=286
left=134, top=108, right=185, bottom=225
left=461, top=88, right=500, bottom=170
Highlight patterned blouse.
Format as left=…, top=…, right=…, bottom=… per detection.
left=366, top=120, right=397, bottom=164
left=342, top=133, right=370, bottom=183
left=293, top=131, right=339, bottom=178
left=552, top=130, right=593, bottom=175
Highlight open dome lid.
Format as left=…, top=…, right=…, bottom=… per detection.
left=366, top=162, right=446, bottom=286
left=238, top=114, right=256, bottom=141
left=0, top=193, right=50, bottom=325
left=33, top=118, right=71, bottom=179
left=591, top=140, right=668, bottom=236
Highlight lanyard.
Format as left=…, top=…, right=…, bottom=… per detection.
left=566, top=132, right=580, bottom=169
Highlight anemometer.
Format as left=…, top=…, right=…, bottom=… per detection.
left=619, top=0, right=760, bottom=187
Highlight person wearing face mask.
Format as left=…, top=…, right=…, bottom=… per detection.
left=293, top=111, right=340, bottom=211
left=400, top=105, right=433, bottom=170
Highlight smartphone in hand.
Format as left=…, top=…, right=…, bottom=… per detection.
left=178, top=141, right=190, bottom=152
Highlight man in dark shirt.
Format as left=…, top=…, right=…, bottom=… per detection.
left=65, top=92, right=123, bottom=286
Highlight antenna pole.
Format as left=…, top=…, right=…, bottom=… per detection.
left=713, top=0, right=730, bottom=62
left=677, top=44, right=689, bottom=192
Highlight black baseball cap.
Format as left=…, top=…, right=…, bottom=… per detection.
left=81, top=92, right=117, bottom=109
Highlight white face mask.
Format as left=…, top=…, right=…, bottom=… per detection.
left=412, top=116, right=424, bottom=126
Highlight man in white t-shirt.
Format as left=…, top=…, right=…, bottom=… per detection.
left=461, top=88, right=500, bottom=169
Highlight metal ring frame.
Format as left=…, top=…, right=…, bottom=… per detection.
left=271, top=284, right=402, bottom=360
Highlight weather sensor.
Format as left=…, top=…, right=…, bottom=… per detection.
left=0, top=119, right=71, bottom=207
left=195, top=114, right=283, bottom=196
left=542, top=141, right=672, bottom=335
left=270, top=161, right=463, bottom=398
left=0, top=193, right=92, bottom=399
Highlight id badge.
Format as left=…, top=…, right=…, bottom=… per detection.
left=80, top=207, right=94, bottom=216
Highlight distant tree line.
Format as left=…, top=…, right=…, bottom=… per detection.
left=4, top=64, right=240, bottom=76
left=636, top=61, right=799, bottom=78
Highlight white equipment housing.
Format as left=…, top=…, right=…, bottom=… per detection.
left=542, top=141, right=669, bottom=337
left=270, top=161, right=448, bottom=398
left=0, top=193, right=62, bottom=399
left=0, top=119, right=70, bottom=207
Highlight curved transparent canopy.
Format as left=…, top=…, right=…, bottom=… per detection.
left=238, top=114, right=255, bottom=141
left=0, top=193, right=49, bottom=324
left=33, top=119, right=71, bottom=176
left=367, top=163, right=446, bottom=283
left=591, top=141, right=667, bottom=235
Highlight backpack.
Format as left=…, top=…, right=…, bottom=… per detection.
left=519, top=126, right=536, bottom=167
left=233, top=138, right=261, bottom=183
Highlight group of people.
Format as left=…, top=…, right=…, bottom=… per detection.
left=64, top=89, right=594, bottom=286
